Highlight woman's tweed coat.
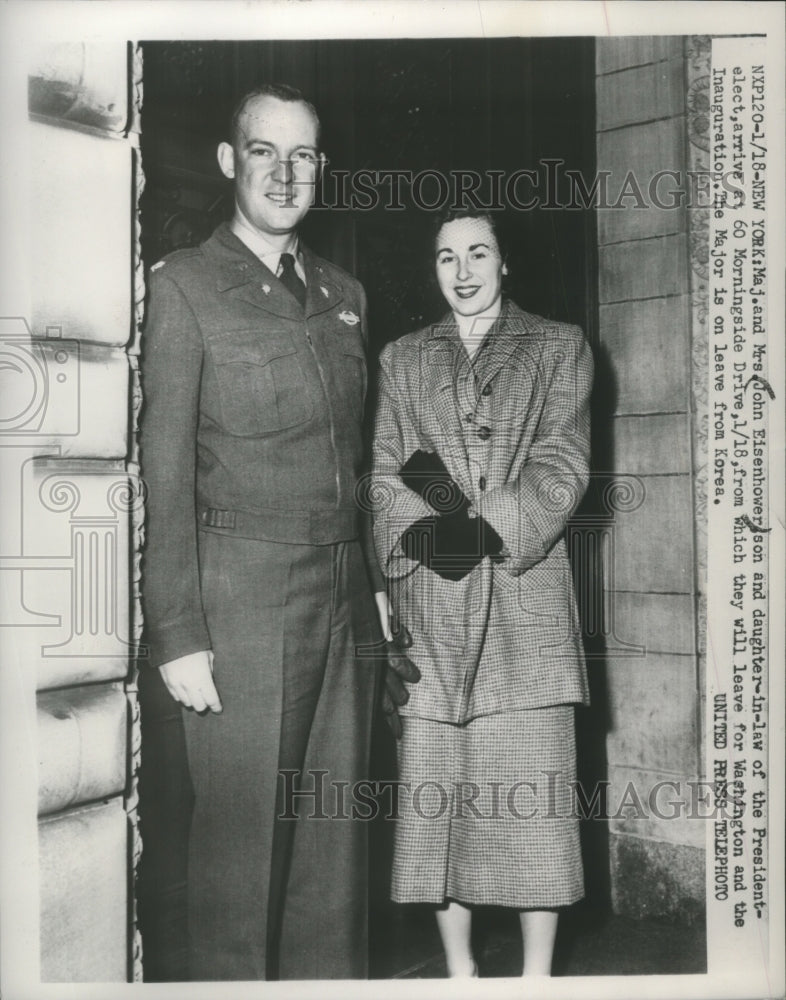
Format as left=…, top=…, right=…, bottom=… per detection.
left=371, top=299, right=593, bottom=724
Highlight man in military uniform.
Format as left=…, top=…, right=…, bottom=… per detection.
left=138, top=84, right=404, bottom=981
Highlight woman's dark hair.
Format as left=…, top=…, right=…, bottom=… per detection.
left=431, top=207, right=508, bottom=260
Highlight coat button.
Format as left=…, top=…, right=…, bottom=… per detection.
left=481, top=383, right=492, bottom=396
left=464, top=413, right=473, bottom=422
left=477, top=425, right=491, bottom=440
left=479, top=476, right=487, bottom=491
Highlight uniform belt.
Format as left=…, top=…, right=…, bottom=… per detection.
left=197, top=503, right=359, bottom=545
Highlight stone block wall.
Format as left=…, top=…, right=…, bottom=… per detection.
left=16, top=41, right=145, bottom=981
left=595, top=36, right=710, bottom=923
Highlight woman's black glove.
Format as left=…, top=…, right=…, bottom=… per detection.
left=399, top=448, right=470, bottom=515
left=381, top=623, right=421, bottom=740
left=400, top=511, right=504, bottom=581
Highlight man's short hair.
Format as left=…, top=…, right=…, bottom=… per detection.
left=229, top=83, right=321, bottom=147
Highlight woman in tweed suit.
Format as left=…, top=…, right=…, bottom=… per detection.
left=371, top=209, right=593, bottom=977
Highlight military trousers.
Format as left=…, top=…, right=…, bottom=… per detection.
left=178, top=530, right=378, bottom=980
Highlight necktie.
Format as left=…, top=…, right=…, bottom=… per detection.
left=278, top=252, right=306, bottom=309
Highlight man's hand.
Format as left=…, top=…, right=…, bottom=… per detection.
left=159, top=649, right=223, bottom=714
left=374, top=591, right=421, bottom=739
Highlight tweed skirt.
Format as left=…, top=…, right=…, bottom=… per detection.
left=391, top=706, right=584, bottom=908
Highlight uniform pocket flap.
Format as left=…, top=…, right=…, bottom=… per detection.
left=209, top=329, right=297, bottom=367
left=340, top=337, right=365, bottom=359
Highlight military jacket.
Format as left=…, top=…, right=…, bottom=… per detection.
left=141, top=222, right=379, bottom=667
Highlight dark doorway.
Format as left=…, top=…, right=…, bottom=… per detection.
left=138, top=36, right=603, bottom=981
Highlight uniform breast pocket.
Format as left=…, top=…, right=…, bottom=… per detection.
left=329, top=332, right=367, bottom=421
left=209, top=329, right=313, bottom=436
